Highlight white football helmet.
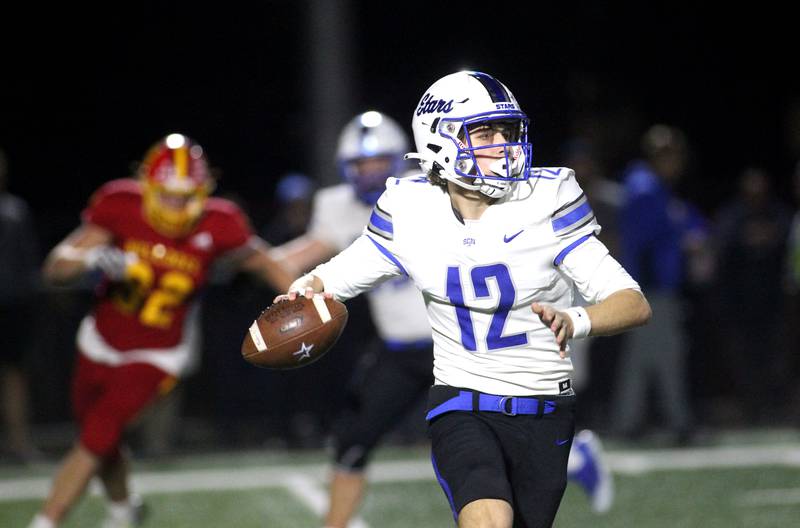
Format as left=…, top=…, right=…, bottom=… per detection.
left=336, top=111, right=409, bottom=204
left=406, top=71, right=532, bottom=199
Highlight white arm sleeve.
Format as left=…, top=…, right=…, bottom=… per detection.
left=559, top=235, right=641, bottom=304
left=311, top=234, right=405, bottom=302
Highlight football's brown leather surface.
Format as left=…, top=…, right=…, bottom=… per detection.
left=241, top=296, right=348, bottom=369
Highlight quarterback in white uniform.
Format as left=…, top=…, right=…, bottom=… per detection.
left=317, top=166, right=638, bottom=394
left=283, top=72, right=650, bottom=528
left=271, top=111, right=433, bottom=528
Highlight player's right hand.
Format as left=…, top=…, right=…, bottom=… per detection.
left=85, top=246, right=138, bottom=281
left=531, top=302, right=573, bottom=358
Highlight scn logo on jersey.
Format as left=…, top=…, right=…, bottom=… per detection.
left=416, top=93, right=455, bottom=116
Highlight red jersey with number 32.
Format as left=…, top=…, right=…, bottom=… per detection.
left=82, top=179, right=252, bottom=351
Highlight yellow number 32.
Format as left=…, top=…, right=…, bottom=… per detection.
left=114, top=261, right=195, bottom=328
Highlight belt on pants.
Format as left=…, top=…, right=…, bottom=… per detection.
left=425, top=389, right=557, bottom=421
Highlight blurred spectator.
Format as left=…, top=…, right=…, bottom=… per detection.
left=261, top=172, right=316, bottom=245
left=716, top=167, right=792, bottom=422
left=611, top=125, right=708, bottom=444
left=0, top=148, right=41, bottom=463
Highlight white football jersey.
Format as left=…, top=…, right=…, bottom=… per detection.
left=313, top=168, right=641, bottom=395
left=308, top=182, right=431, bottom=344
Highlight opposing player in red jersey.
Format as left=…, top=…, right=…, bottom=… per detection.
left=28, top=134, right=292, bottom=528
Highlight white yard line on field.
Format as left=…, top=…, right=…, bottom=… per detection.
left=0, top=465, right=324, bottom=502
left=283, top=473, right=369, bottom=528
left=607, top=445, right=800, bottom=475
left=1, top=444, right=799, bottom=503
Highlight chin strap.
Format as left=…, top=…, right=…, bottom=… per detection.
left=478, top=180, right=514, bottom=199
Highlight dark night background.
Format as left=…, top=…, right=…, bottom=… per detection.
left=2, top=2, right=799, bottom=449
left=2, top=3, right=798, bottom=247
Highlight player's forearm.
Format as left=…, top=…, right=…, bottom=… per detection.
left=585, top=288, right=651, bottom=336
left=269, top=236, right=336, bottom=279
left=42, top=245, right=91, bottom=285
left=253, top=259, right=295, bottom=293
left=44, top=224, right=115, bottom=285
left=309, top=235, right=403, bottom=301
left=239, top=240, right=297, bottom=292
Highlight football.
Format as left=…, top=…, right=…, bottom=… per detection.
left=241, top=295, right=348, bottom=369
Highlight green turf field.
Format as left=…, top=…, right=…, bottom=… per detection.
left=2, top=435, right=800, bottom=527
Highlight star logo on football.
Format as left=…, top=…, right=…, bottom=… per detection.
left=292, top=342, right=314, bottom=361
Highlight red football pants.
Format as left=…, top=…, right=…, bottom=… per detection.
left=71, top=353, right=176, bottom=458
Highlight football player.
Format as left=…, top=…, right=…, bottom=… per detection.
left=281, top=72, right=651, bottom=527
left=270, top=111, right=434, bottom=528
left=28, top=134, right=292, bottom=528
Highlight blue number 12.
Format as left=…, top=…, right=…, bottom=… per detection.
left=446, top=264, right=528, bottom=351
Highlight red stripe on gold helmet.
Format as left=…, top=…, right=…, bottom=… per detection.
left=139, top=133, right=215, bottom=237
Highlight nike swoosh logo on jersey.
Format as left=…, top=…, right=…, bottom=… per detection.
left=504, top=230, right=524, bottom=243
left=555, top=438, right=570, bottom=446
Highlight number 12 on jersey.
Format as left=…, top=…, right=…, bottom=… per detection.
left=446, top=264, right=528, bottom=351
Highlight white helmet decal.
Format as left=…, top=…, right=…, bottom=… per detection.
left=416, top=93, right=461, bottom=115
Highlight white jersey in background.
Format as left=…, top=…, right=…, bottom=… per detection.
left=307, top=181, right=431, bottom=345
left=313, top=167, right=641, bottom=396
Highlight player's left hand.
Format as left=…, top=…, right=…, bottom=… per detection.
left=85, top=246, right=138, bottom=281
left=531, top=303, right=574, bottom=358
